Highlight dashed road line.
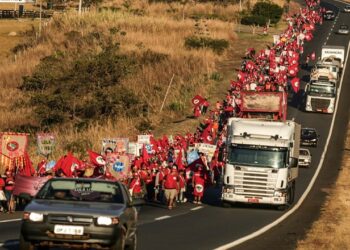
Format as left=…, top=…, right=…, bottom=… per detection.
left=0, top=218, right=21, bottom=224
left=155, top=215, right=171, bottom=221
left=190, top=206, right=203, bottom=211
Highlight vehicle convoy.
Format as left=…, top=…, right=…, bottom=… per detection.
left=20, top=178, right=139, bottom=250
left=324, top=10, right=335, bottom=20
left=298, top=148, right=312, bottom=168
left=222, top=118, right=301, bottom=208
left=304, top=80, right=336, bottom=113
left=240, top=91, right=287, bottom=121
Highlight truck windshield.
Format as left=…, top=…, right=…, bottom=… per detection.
left=228, top=145, right=287, bottom=168
left=309, top=85, right=335, bottom=97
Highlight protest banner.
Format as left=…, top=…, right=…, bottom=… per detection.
left=108, top=154, right=131, bottom=180
left=102, top=138, right=117, bottom=153
left=128, top=142, right=142, bottom=157
left=114, top=138, right=129, bottom=153
left=187, top=149, right=199, bottom=165
left=194, top=143, right=217, bottom=160
left=137, top=135, right=151, bottom=144
left=37, top=133, right=55, bottom=157
left=0, top=132, right=28, bottom=159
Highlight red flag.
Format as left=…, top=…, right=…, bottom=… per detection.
left=150, top=136, right=159, bottom=153
left=191, top=95, right=205, bottom=106
left=187, top=158, right=206, bottom=171
left=54, top=153, right=81, bottom=177
left=291, top=77, right=300, bottom=93
left=175, top=150, right=184, bottom=170
left=201, top=122, right=214, bottom=144
left=23, top=151, right=35, bottom=176
left=311, top=52, right=316, bottom=61
left=142, top=145, right=150, bottom=164
left=88, top=150, right=106, bottom=167
left=288, top=65, right=298, bottom=77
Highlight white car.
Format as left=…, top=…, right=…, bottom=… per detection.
left=299, top=148, right=312, bottom=167
left=337, top=24, right=349, bottom=35
left=344, top=5, right=350, bottom=12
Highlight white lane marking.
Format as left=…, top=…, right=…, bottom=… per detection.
left=0, top=218, right=21, bottom=223
left=191, top=206, right=203, bottom=211
left=214, top=40, right=350, bottom=250
left=155, top=215, right=171, bottom=221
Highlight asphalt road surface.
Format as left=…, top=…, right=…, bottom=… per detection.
left=0, top=0, right=349, bottom=249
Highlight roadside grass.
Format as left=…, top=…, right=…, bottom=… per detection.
left=297, top=122, right=350, bottom=249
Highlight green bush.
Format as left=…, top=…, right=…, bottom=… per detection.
left=251, top=1, right=283, bottom=24
left=241, top=15, right=268, bottom=26
left=169, top=101, right=185, bottom=112
left=184, top=36, right=229, bottom=55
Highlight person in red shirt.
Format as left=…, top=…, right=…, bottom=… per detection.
left=128, top=172, right=145, bottom=199
left=192, top=167, right=206, bottom=204
left=163, top=166, right=179, bottom=209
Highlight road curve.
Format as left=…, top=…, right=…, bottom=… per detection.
left=0, top=0, right=349, bottom=249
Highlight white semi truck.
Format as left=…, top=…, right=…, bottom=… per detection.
left=222, top=118, right=301, bottom=208
left=304, top=80, right=336, bottom=113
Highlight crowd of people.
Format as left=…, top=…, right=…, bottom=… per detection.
left=0, top=0, right=324, bottom=213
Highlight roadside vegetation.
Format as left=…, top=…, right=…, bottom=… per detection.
left=297, top=123, right=350, bottom=249
left=0, top=0, right=289, bottom=163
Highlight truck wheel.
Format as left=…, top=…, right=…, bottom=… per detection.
left=110, top=227, right=126, bottom=250
left=19, top=233, right=35, bottom=250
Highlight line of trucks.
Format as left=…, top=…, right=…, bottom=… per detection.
left=221, top=45, right=345, bottom=209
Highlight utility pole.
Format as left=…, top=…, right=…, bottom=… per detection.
left=78, top=0, right=82, bottom=15
left=39, top=0, right=42, bottom=36
left=160, top=74, right=175, bottom=113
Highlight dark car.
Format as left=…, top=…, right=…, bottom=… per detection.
left=300, top=128, right=319, bottom=147
left=20, top=178, right=139, bottom=250
left=324, top=10, right=335, bottom=20
left=337, top=24, right=349, bottom=35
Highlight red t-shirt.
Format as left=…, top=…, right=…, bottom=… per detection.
left=164, top=173, right=179, bottom=189
left=179, top=175, right=186, bottom=189
left=0, top=178, right=5, bottom=190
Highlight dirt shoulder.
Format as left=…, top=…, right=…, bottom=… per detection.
left=297, top=123, right=350, bottom=249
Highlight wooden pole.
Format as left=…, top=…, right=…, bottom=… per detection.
left=159, top=74, right=175, bottom=112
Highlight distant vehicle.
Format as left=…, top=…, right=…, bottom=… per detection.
left=20, top=178, right=139, bottom=250
left=337, top=24, right=349, bottom=35
left=344, top=5, right=350, bottom=12
left=324, top=10, right=335, bottom=20
left=299, top=148, right=312, bottom=167
left=300, top=128, right=319, bottom=147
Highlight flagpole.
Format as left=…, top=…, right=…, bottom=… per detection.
left=160, top=74, right=175, bottom=113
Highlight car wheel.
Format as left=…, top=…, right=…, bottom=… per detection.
left=110, top=227, right=126, bottom=250
left=19, top=233, right=35, bottom=250
left=126, top=232, right=137, bottom=250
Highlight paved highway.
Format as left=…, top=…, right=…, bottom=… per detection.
left=0, top=0, right=349, bottom=249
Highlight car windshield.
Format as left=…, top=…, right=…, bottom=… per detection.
left=228, top=145, right=287, bottom=168
left=36, top=179, right=124, bottom=203
left=299, top=150, right=309, bottom=156
left=340, top=25, right=348, bottom=29
left=302, top=129, right=317, bottom=137
left=309, top=85, right=335, bottom=97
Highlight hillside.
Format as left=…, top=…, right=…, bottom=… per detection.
left=0, top=0, right=291, bottom=164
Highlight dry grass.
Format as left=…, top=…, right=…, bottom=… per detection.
left=0, top=0, right=289, bottom=171
left=297, top=123, right=350, bottom=249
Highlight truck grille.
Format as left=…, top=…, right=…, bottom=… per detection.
left=48, top=215, right=93, bottom=225
left=311, top=98, right=330, bottom=109
left=233, top=168, right=277, bottom=197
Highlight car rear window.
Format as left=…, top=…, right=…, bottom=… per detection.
left=36, top=179, right=124, bottom=203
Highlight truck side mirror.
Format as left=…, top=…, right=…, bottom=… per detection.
left=290, top=158, right=298, bottom=168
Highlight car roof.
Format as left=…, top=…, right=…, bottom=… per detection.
left=50, top=177, right=118, bottom=184
left=299, top=148, right=310, bottom=152
left=301, top=127, right=317, bottom=131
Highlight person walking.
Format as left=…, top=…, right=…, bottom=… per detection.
left=177, top=170, right=187, bottom=203
left=163, top=166, right=179, bottom=210
left=192, top=166, right=206, bottom=204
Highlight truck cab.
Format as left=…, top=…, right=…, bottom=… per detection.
left=304, top=80, right=336, bottom=113
left=222, top=118, right=300, bottom=208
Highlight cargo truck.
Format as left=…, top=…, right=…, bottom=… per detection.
left=304, top=80, right=336, bottom=113
left=222, top=118, right=301, bottom=208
